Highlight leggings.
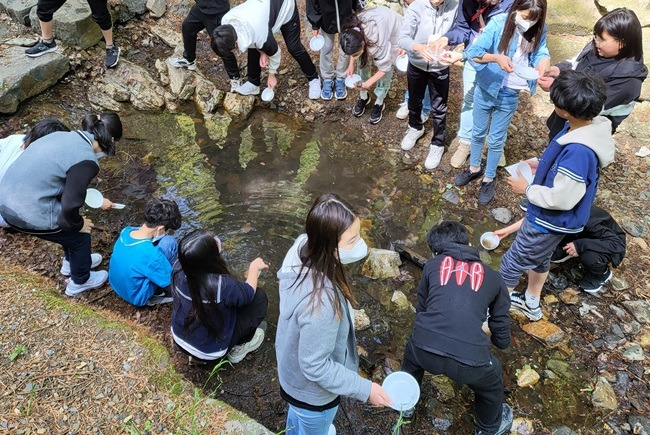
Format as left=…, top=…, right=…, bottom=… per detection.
left=37, top=0, right=112, bottom=31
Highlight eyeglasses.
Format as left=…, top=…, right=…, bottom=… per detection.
left=593, top=36, right=618, bottom=48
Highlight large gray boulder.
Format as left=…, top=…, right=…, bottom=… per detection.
left=104, top=59, right=165, bottom=111
left=0, top=45, right=69, bottom=114
left=29, top=0, right=102, bottom=49
left=0, top=0, right=38, bottom=25
left=108, top=0, right=146, bottom=23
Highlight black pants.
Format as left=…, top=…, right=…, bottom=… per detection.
left=401, top=339, right=504, bottom=433
left=181, top=4, right=240, bottom=79
left=407, top=64, right=450, bottom=148
left=228, top=287, right=268, bottom=350
left=37, top=0, right=112, bottom=30
left=35, top=230, right=92, bottom=284
left=553, top=243, right=611, bottom=276
left=246, top=6, right=317, bottom=86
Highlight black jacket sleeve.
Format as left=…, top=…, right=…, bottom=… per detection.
left=488, top=276, right=511, bottom=349
left=57, top=160, right=99, bottom=232
left=306, top=0, right=322, bottom=30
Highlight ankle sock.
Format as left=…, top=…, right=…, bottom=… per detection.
left=43, top=38, right=54, bottom=44
left=105, top=44, right=114, bottom=49
left=525, top=292, right=540, bottom=308
left=375, top=97, right=385, bottom=106
left=360, top=90, right=369, bottom=100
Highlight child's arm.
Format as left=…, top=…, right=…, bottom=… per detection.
left=525, top=173, right=586, bottom=211
left=493, top=218, right=524, bottom=240
left=530, top=25, right=551, bottom=75
left=245, top=257, right=269, bottom=290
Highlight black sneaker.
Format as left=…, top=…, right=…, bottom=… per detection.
left=25, top=39, right=58, bottom=57
left=369, top=103, right=385, bottom=124
left=454, top=166, right=485, bottom=186
left=475, top=403, right=513, bottom=435
left=579, top=269, right=612, bottom=294
left=478, top=180, right=497, bottom=205
left=352, top=97, right=370, bottom=117
left=105, top=44, right=120, bottom=68
left=145, top=290, right=173, bottom=306
left=509, top=291, right=542, bottom=321
left=519, top=199, right=529, bottom=212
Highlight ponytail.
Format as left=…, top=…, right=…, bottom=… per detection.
left=81, top=112, right=122, bottom=155
left=340, top=13, right=372, bottom=69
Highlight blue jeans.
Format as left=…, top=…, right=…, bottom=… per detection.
left=286, top=405, right=338, bottom=435
left=470, top=86, right=520, bottom=179
left=155, top=235, right=178, bottom=265
left=405, top=87, right=431, bottom=117
left=458, top=61, right=477, bottom=141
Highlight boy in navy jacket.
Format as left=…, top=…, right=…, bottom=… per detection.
left=501, top=69, right=613, bottom=321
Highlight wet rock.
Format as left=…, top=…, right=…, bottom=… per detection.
left=362, top=248, right=401, bottom=279
left=621, top=344, right=645, bottom=361
left=491, top=208, right=512, bottom=224
left=623, top=321, right=641, bottom=336
left=104, top=59, right=165, bottom=111
left=559, top=288, right=580, bottom=305
left=623, top=300, right=650, bottom=324
left=442, top=189, right=459, bottom=205
left=592, top=376, right=618, bottom=411
left=548, top=273, right=569, bottom=290
left=223, top=92, right=255, bottom=120
left=204, top=113, right=232, bottom=142
left=552, top=426, right=578, bottom=435
left=522, top=320, right=565, bottom=347
left=610, top=276, right=629, bottom=292
left=353, top=309, right=370, bottom=331
left=546, top=359, right=572, bottom=380
left=151, top=25, right=183, bottom=48
left=629, top=416, right=650, bottom=435
left=193, top=75, right=224, bottom=115
left=0, top=46, right=69, bottom=114
left=146, top=0, right=165, bottom=17
left=430, top=375, right=455, bottom=402
left=511, top=417, right=535, bottom=434
left=479, top=250, right=492, bottom=265
left=167, top=61, right=195, bottom=100
left=391, top=291, right=415, bottom=312
left=516, top=368, right=540, bottom=387
left=108, top=0, right=146, bottom=23
left=87, top=87, right=124, bottom=111
left=621, top=219, right=648, bottom=238
left=0, top=0, right=37, bottom=25
left=29, top=0, right=102, bottom=49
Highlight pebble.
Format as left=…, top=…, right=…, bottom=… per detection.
left=609, top=304, right=628, bottom=320
left=559, top=288, right=580, bottom=305
left=591, top=339, right=605, bottom=348
left=517, top=368, right=540, bottom=387
left=442, top=190, right=459, bottom=205
left=123, top=362, right=131, bottom=372
left=548, top=273, right=569, bottom=290
left=490, top=207, right=512, bottom=224
left=621, top=219, right=648, bottom=238
left=623, top=300, right=650, bottom=324
left=353, top=310, right=371, bottom=331
left=45, top=349, right=54, bottom=356
left=611, top=324, right=625, bottom=339
left=610, top=276, right=629, bottom=291
left=511, top=418, right=534, bottom=434
left=621, top=344, right=645, bottom=361
left=623, top=321, right=641, bottom=336
left=592, top=376, right=618, bottom=410
left=551, top=426, right=578, bottom=435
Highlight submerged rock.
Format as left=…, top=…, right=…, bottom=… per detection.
left=391, top=291, right=415, bottom=312
left=546, top=359, right=572, bottom=380
left=353, top=309, right=370, bottom=331
left=442, top=189, right=459, bottom=205
left=362, top=248, right=401, bottom=279
left=223, top=93, right=255, bottom=120
left=522, top=320, right=565, bottom=347
left=204, top=113, right=232, bottom=143
left=551, top=426, right=578, bottom=435
left=104, top=59, right=165, bottom=111
left=623, top=300, right=650, bottom=324
left=592, top=377, right=618, bottom=411
left=29, top=0, right=101, bottom=49
left=491, top=207, right=512, bottom=224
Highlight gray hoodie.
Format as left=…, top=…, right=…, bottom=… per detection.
left=275, top=234, right=372, bottom=406
left=360, top=6, right=403, bottom=73
left=398, top=0, right=459, bottom=72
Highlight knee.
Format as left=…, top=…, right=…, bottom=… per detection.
left=36, top=7, right=54, bottom=22
left=254, top=287, right=269, bottom=306
left=157, top=235, right=178, bottom=259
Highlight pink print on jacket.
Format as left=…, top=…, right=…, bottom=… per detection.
left=439, top=256, right=485, bottom=292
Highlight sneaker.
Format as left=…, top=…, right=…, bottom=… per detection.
left=400, top=126, right=425, bottom=150
left=509, top=291, right=542, bottom=321
left=188, top=355, right=207, bottom=366
left=230, top=78, right=241, bottom=92
left=60, top=253, right=102, bottom=276
left=454, top=166, right=484, bottom=186
left=352, top=97, right=370, bottom=117
left=579, top=269, right=613, bottom=294
left=396, top=102, right=409, bottom=119
left=308, top=77, right=321, bottom=100
left=450, top=138, right=471, bottom=168
left=235, top=81, right=260, bottom=96
left=65, top=270, right=108, bottom=296
left=421, top=111, right=430, bottom=124
left=369, top=103, right=385, bottom=124
left=105, top=44, right=120, bottom=68
left=335, top=79, right=347, bottom=100
left=425, top=145, right=445, bottom=170
left=145, top=291, right=173, bottom=306
left=227, top=321, right=267, bottom=363
left=25, top=39, right=58, bottom=57
left=168, top=57, right=196, bottom=70
left=478, top=180, right=497, bottom=205
left=321, top=79, right=334, bottom=100
left=519, top=199, right=529, bottom=212
left=475, top=403, right=513, bottom=435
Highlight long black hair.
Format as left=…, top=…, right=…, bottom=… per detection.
left=593, top=7, right=643, bottom=61
left=81, top=112, right=122, bottom=155
left=22, top=118, right=70, bottom=149
left=340, top=12, right=376, bottom=69
left=497, top=0, right=547, bottom=55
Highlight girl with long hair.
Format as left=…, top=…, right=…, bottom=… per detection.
left=171, top=231, right=269, bottom=363
left=275, top=193, right=391, bottom=434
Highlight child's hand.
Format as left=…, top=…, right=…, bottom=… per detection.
left=563, top=242, right=579, bottom=257
left=413, top=43, right=434, bottom=62
left=368, top=383, right=392, bottom=407
left=494, top=54, right=514, bottom=73
left=493, top=228, right=511, bottom=240
left=440, top=51, right=462, bottom=65
left=267, top=73, right=277, bottom=90
left=101, top=198, right=115, bottom=210
left=250, top=258, right=269, bottom=272
left=526, top=159, right=539, bottom=174
left=259, top=51, right=269, bottom=68
left=507, top=170, right=529, bottom=194
left=535, top=58, right=551, bottom=77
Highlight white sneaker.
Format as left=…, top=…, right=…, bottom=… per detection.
left=65, top=270, right=108, bottom=296
left=168, top=57, right=196, bottom=71
left=227, top=324, right=266, bottom=363
left=425, top=145, right=445, bottom=169
left=60, top=253, right=102, bottom=276
left=235, top=81, right=260, bottom=96
left=396, top=102, right=409, bottom=119
left=308, top=77, right=321, bottom=100
left=421, top=112, right=430, bottom=123
left=400, top=126, right=425, bottom=151
left=230, top=78, right=241, bottom=93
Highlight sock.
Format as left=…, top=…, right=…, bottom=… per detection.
left=360, top=90, right=369, bottom=100
left=525, top=292, right=540, bottom=308
left=375, top=96, right=385, bottom=106
left=43, top=38, right=54, bottom=44
left=106, top=44, right=114, bottom=49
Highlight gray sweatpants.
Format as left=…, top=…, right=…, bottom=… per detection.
left=320, top=31, right=349, bottom=81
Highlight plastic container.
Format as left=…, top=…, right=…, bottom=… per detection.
left=516, top=161, right=534, bottom=183
left=309, top=35, right=325, bottom=51
left=113, top=203, right=126, bottom=209
left=395, top=54, right=408, bottom=72
left=85, top=188, right=104, bottom=208
left=382, top=371, right=420, bottom=412
left=514, top=65, right=539, bottom=81
left=261, top=88, right=275, bottom=102
left=345, top=74, right=362, bottom=89
left=480, top=232, right=500, bottom=251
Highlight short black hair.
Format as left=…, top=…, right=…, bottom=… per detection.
left=594, top=7, right=643, bottom=61
left=144, top=198, right=181, bottom=231
left=23, top=118, right=70, bottom=148
left=550, top=69, right=607, bottom=121
left=211, top=25, right=237, bottom=57
left=427, top=221, right=469, bottom=255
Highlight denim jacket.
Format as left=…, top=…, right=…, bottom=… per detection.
left=465, top=14, right=550, bottom=98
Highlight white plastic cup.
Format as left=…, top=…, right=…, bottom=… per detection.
left=113, top=203, right=126, bottom=209
left=85, top=188, right=104, bottom=209
left=261, top=88, right=275, bottom=102
left=382, top=371, right=420, bottom=412
left=309, top=35, right=325, bottom=51
left=480, top=232, right=500, bottom=251
left=516, top=161, right=534, bottom=184
left=345, top=74, right=362, bottom=89
left=395, top=54, right=408, bottom=72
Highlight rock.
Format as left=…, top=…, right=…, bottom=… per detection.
left=479, top=250, right=492, bottom=265
left=107, top=0, right=146, bottom=23
left=491, top=208, right=512, bottom=224
left=151, top=25, right=183, bottom=48
left=543, top=294, right=559, bottom=305
left=87, top=86, right=124, bottom=111
left=552, top=426, right=578, bottom=435
left=511, top=417, right=534, bottom=434
left=546, top=359, right=572, bottom=380
left=146, top=0, right=165, bottom=17
left=609, top=304, right=628, bottom=320
left=223, top=92, right=255, bottom=120
left=628, top=416, right=650, bottom=435
left=2, top=37, right=39, bottom=47
left=596, top=0, right=650, bottom=27
left=579, top=302, right=599, bottom=317
left=623, top=321, right=642, bottom=336
left=621, top=219, right=648, bottom=238
left=546, top=0, right=600, bottom=35
left=548, top=273, right=569, bottom=290
left=167, top=61, right=195, bottom=100
left=592, top=377, right=618, bottom=411
left=623, top=300, right=650, bottom=324
left=357, top=346, right=368, bottom=358
left=353, top=309, right=370, bottom=331
left=204, top=113, right=232, bottom=142
left=639, top=330, right=650, bottom=348
left=362, top=248, right=402, bottom=279
left=0, top=0, right=37, bottom=25
left=522, top=320, right=566, bottom=347
left=193, top=75, right=224, bottom=115
left=610, top=276, right=629, bottom=291
left=516, top=368, right=540, bottom=387
left=442, top=189, right=459, bottom=205
left=29, top=0, right=102, bottom=49
left=0, top=46, right=69, bottom=114
left=619, top=100, right=650, bottom=139
left=621, top=344, right=645, bottom=361
left=430, top=375, right=455, bottom=402
left=391, top=291, right=415, bottom=312
left=223, top=420, right=244, bottom=433
left=611, top=324, right=625, bottom=339
left=559, top=288, right=580, bottom=305
left=632, top=237, right=649, bottom=251
left=104, top=59, right=165, bottom=111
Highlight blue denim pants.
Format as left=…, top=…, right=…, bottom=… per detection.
left=469, top=86, right=520, bottom=179
left=155, top=235, right=178, bottom=264
left=286, top=404, right=338, bottom=435
left=458, top=61, right=477, bottom=141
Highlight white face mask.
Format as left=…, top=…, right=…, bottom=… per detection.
left=515, top=16, right=536, bottom=32
left=338, top=238, right=368, bottom=264
left=95, top=151, right=105, bottom=159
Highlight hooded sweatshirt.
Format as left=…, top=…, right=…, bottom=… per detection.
left=412, top=243, right=510, bottom=366
left=275, top=234, right=372, bottom=408
left=359, top=6, right=403, bottom=73
left=398, top=0, right=459, bottom=73
left=526, top=116, right=615, bottom=234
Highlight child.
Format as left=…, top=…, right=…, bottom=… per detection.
left=401, top=221, right=512, bottom=435
left=499, top=69, right=612, bottom=320
left=109, top=198, right=182, bottom=307
left=168, top=0, right=241, bottom=92
left=340, top=6, right=403, bottom=124
left=495, top=205, right=625, bottom=293
left=212, top=0, right=321, bottom=99
left=397, top=0, right=459, bottom=170
left=443, top=0, right=550, bottom=204
left=539, top=8, right=647, bottom=139
left=307, top=0, right=358, bottom=100
left=171, top=231, right=269, bottom=363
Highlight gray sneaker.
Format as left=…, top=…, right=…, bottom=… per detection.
left=65, top=270, right=108, bottom=296
left=25, top=39, right=58, bottom=57
left=227, top=322, right=266, bottom=363
left=105, top=44, right=120, bottom=68
left=169, top=56, right=197, bottom=71
left=475, top=403, right=513, bottom=435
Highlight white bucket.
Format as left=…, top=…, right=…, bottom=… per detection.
left=261, top=88, right=275, bottom=102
